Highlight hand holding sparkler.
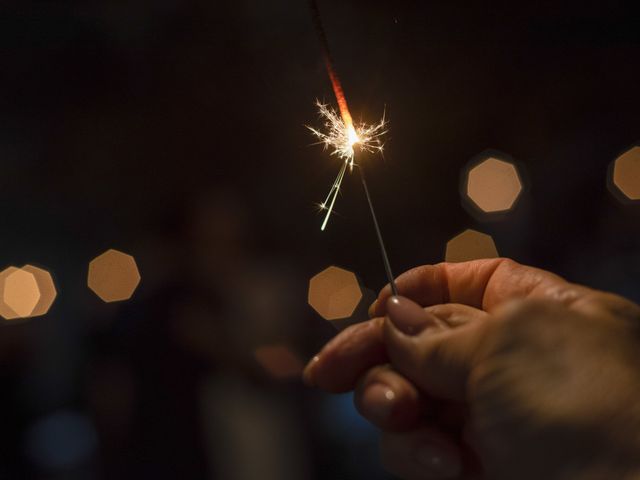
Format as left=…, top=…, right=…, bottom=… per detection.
left=304, top=258, right=640, bottom=479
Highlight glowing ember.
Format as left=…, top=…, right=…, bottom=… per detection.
left=308, top=101, right=387, bottom=230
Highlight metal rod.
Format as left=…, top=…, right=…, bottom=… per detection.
left=358, top=163, right=398, bottom=297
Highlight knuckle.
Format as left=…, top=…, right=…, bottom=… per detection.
left=497, top=257, right=519, bottom=271
left=576, top=292, right=640, bottom=325
left=495, top=298, right=548, bottom=324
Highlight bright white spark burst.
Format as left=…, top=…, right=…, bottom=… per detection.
left=308, top=101, right=387, bottom=230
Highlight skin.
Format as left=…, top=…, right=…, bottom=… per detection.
left=303, top=258, right=640, bottom=480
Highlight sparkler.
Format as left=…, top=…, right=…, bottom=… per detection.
left=308, top=0, right=398, bottom=296
left=308, top=101, right=387, bottom=229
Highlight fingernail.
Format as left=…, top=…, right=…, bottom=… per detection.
left=386, top=296, right=436, bottom=335
left=362, top=383, right=396, bottom=422
left=302, top=355, right=319, bottom=386
left=368, top=299, right=378, bottom=318
left=414, top=444, right=461, bottom=478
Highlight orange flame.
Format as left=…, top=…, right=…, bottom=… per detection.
left=310, top=0, right=354, bottom=132
left=324, top=60, right=353, bottom=130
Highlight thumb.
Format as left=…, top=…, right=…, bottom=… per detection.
left=384, top=296, right=489, bottom=401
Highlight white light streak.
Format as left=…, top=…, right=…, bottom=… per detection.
left=308, top=101, right=387, bottom=230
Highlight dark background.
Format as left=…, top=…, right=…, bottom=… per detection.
left=0, top=0, right=639, bottom=478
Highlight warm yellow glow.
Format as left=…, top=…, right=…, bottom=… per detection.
left=308, top=101, right=387, bottom=230
left=347, top=124, right=359, bottom=148
left=0, top=267, right=20, bottom=320
left=3, top=269, right=40, bottom=319
left=445, top=229, right=499, bottom=263
left=612, top=146, right=640, bottom=201
left=21, top=265, right=57, bottom=317
left=88, top=249, right=141, bottom=303
left=0, top=265, right=57, bottom=321
left=308, top=265, right=363, bottom=321
left=465, top=157, right=523, bottom=214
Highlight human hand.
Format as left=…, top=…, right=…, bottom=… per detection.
left=303, top=259, right=640, bottom=479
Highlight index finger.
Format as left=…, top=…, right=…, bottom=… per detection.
left=372, top=258, right=591, bottom=317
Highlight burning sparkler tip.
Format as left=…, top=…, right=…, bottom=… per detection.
left=309, top=102, right=388, bottom=230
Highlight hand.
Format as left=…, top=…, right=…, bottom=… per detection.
left=303, top=258, right=640, bottom=479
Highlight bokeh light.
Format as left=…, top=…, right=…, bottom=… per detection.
left=308, top=266, right=363, bottom=321
left=0, top=267, right=20, bottom=320
left=22, top=265, right=57, bottom=317
left=254, top=344, right=304, bottom=380
left=463, top=155, right=523, bottom=214
left=1, top=267, right=40, bottom=320
left=610, top=146, right=640, bottom=202
left=88, top=249, right=141, bottom=303
left=445, top=229, right=499, bottom=263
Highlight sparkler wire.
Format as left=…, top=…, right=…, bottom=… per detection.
left=309, top=0, right=398, bottom=296
left=358, top=163, right=398, bottom=296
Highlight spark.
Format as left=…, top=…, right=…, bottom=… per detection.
left=308, top=101, right=387, bottom=230
left=308, top=0, right=398, bottom=295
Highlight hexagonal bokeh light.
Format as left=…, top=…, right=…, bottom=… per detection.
left=445, top=229, right=499, bottom=263
left=611, top=146, right=640, bottom=201
left=254, top=344, right=304, bottom=380
left=88, top=249, right=141, bottom=303
left=0, top=267, right=40, bottom=320
left=464, top=156, right=523, bottom=214
left=308, top=266, right=363, bottom=321
left=22, top=265, right=57, bottom=317
left=0, top=267, right=21, bottom=319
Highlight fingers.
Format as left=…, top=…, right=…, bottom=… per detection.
left=303, top=317, right=389, bottom=392
left=383, top=293, right=639, bottom=404
left=305, top=301, right=487, bottom=394
left=384, top=296, right=492, bottom=401
left=387, top=295, right=448, bottom=335
left=424, top=304, right=489, bottom=328
left=380, top=426, right=463, bottom=480
left=354, top=365, right=426, bottom=431
left=371, top=258, right=590, bottom=317
left=568, top=290, right=640, bottom=326
left=354, top=364, right=472, bottom=432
